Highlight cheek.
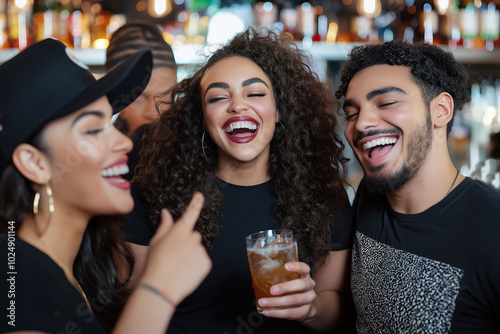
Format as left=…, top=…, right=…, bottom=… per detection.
left=203, top=108, right=220, bottom=129
left=344, top=124, right=355, bottom=145
left=394, top=104, right=423, bottom=126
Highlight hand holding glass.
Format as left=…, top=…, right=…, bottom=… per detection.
left=245, top=229, right=299, bottom=313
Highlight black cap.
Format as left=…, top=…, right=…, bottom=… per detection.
left=0, top=38, right=153, bottom=175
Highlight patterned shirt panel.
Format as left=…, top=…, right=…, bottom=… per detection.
left=352, top=232, right=464, bottom=334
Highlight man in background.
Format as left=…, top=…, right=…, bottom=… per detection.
left=106, top=22, right=177, bottom=180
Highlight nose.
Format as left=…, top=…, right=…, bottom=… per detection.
left=229, top=95, right=248, bottom=113
left=354, top=105, right=380, bottom=133
left=111, top=125, right=133, bottom=154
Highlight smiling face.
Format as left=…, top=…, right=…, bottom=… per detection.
left=343, top=65, right=433, bottom=194
left=119, top=66, right=177, bottom=135
left=201, top=56, right=278, bottom=175
left=42, top=96, right=134, bottom=218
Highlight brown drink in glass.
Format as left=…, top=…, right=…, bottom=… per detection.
left=246, top=229, right=299, bottom=313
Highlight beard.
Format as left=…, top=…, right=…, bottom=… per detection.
left=363, top=113, right=433, bottom=195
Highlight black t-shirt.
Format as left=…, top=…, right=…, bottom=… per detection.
left=351, top=177, right=500, bottom=333
left=123, top=124, right=148, bottom=181
left=0, top=235, right=106, bottom=333
left=124, top=178, right=354, bottom=333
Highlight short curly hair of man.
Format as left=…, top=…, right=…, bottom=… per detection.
left=335, top=41, right=471, bottom=136
left=134, top=27, right=350, bottom=266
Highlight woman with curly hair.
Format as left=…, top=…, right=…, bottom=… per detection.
left=125, top=28, right=355, bottom=333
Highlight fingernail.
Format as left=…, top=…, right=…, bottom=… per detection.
left=262, top=310, right=270, bottom=316
left=259, top=299, right=268, bottom=306
left=270, top=286, right=279, bottom=294
left=285, top=263, right=292, bottom=270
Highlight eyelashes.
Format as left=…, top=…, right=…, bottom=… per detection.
left=84, top=129, right=104, bottom=135
left=206, top=93, right=267, bottom=104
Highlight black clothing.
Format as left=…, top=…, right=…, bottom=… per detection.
left=123, top=123, right=148, bottom=181
left=124, top=178, right=354, bottom=333
left=351, top=177, right=500, bottom=333
left=0, top=235, right=106, bottom=333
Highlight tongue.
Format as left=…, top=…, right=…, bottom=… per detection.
left=369, top=145, right=393, bottom=158
left=229, top=128, right=255, bottom=137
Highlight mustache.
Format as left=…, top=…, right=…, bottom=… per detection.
left=354, top=128, right=401, bottom=147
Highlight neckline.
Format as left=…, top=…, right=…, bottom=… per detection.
left=387, top=177, right=471, bottom=223
left=215, top=176, right=273, bottom=189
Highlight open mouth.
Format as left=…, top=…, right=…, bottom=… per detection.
left=363, top=137, right=397, bottom=159
left=224, top=121, right=258, bottom=137
left=101, top=162, right=130, bottom=189
left=101, top=164, right=129, bottom=178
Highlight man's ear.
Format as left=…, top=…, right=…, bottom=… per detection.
left=431, top=92, right=454, bottom=129
left=11, top=144, right=51, bottom=185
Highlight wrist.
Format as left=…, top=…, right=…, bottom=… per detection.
left=136, top=281, right=178, bottom=308
left=300, top=304, right=318, bottom=324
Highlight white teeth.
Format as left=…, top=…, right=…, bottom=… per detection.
left=101, top=164, right=129, bottom=177
left=363, top=137, right=397, bottom=150
left=224, top=121, right=258, bottom=133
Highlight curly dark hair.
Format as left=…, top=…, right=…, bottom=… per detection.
left=335, top=41, right=470, bottom=136
left=134, top=28, right=349, bottom=266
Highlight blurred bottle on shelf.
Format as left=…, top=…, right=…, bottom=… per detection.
left=7, top=0, right=33, bottom=49
left=253, top=1, right=278, bottom=32
left=314, top=5, right=328, bottom=41
left=1, top=0, right=9, bottom=48
left=296, top=2, right=315, bottom=44
left=280, top=3, right=297, bottom=39
left=419, top=2, right=440, bottom=44
left=438, top=0, right=461, bottom=47
left=459, top=0, right=481, bottom=48
left=33, top=0, right=72, bottom=45
left=89, top=2, right=110, bottom=48
left=479, top=0, right=499, bottom=50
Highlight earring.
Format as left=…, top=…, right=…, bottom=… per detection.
left=33, top=183, right=55, bottom=235
left=202, top=131, right=208, bottom=161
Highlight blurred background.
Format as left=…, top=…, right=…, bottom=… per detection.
left=1, top=0, right=500, bottom=189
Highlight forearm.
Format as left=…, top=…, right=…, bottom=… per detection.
left=300, top=290, right=354, bottom=333
left=112, top=283, right=175, bottom=334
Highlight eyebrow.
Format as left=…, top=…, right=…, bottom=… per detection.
left=242, top=77, right=268, bottom=88
left=204, top=77, right=269, bottom=97
left=204, top=82, right=230, bottom=96
left=366, top=86, right=406, bottom=100
left=71, top=110, right=106, bottom=128
left=343, top=86, right=407, bottom=111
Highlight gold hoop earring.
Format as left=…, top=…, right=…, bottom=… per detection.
left=33, top=183, right=55, bottom=235
left=202, top=131, right=208, bottom=161
left=33, top=192, right=40, bottom=214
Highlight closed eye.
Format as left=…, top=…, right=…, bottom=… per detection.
left=207, top=97, right=227, bottom=103
left=248, top=93, right=266, bottom=98
left=343, top=107, right=359, bottom=121
left=84, top=128, right=104, bottom=135
left=379, top=101, right=396, bottom=108
left=344, top=113, right=358, bottom=121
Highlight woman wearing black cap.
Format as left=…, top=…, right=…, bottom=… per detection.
left=0, top=38, right=211, bottom=333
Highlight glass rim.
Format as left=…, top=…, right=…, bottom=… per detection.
left=245, top=229, right=294, bottom=241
